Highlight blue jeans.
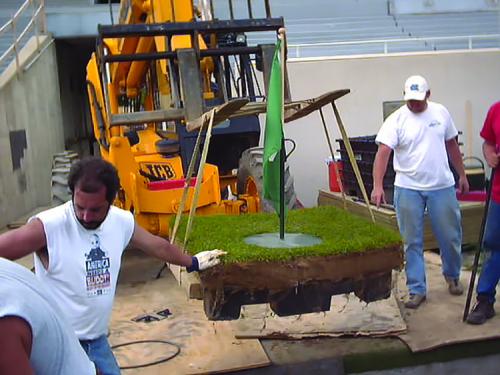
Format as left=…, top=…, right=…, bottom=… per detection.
left=477, top=200, right=500, bottom=304
left=80, top=335, right=120, bottom=375
left=394, top=186, right=462, bottom=296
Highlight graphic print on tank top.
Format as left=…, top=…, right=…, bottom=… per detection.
left=85, top=234, right=111, bottom=297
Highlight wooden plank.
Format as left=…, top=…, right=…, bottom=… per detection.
left=186, top=98, right=249, bottom=132
left=318, top=190, right=484, bottom=250
left=186, top=89, right=351, bottom=131
left=284, top=89, right=350, bottom=123
left=167, top=263, right=203, bottom=300
left=119, top=88, right=350, bottom=131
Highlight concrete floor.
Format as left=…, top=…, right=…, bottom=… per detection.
left=358, top=353, right=500, bottom=375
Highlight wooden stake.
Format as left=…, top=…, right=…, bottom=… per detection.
left=331, top=102, right=375, bottom=223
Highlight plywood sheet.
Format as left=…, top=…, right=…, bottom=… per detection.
left=110, top=255, right=270, bottom=374
left=397, top=253, right=500, bottom=352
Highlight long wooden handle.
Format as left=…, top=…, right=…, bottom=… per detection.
left=331, top=102, right=375, bottom=223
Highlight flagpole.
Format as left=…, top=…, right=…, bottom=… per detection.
left=278, top=28, right=286, bottom=240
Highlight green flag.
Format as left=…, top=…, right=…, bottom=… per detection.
left=263, top=39, right=284, bottom=215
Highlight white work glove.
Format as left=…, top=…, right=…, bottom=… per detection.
left=186, top=249, right=227, bottom=272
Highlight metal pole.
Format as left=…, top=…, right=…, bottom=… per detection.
left=228, top=0, right=234, bottom=20
left=463, top=167, right=495, bottom=321
left=264, top=0, right=272, bottom=18
left=247, top=0, right=253, bottom=19
left=279, top=27, right=286, bottom=240
left=170, top=0, right=176, bottom=22
left=30, top=0, right=40, bottom=51
left=12, top=16, right=20, bottom=75
left=40, top=0, right=46, bottom=33
left=209, top=0, right=215, bottom=20
left=280, top=139, right=285, bottom=239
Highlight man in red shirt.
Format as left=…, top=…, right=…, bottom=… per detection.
left=467, top=102, right=500, bottom=324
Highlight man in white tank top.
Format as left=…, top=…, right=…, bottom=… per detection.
left=0, top=257, right=97, bottom=374
left=0, top=157, right=225, bottom=375
left=371, top=75, right=469, bottom=310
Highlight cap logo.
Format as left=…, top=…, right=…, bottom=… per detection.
left=410, top=84, right=419, bottom=91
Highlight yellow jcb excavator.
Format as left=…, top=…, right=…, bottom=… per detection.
left=86, top=0, right=300, bottom=236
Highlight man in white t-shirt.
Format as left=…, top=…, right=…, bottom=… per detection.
left=0, top=157, right=225, bottom=375
left=0, top=257, right=97, bottom=374
left=371, top=75, right=469, bottom=309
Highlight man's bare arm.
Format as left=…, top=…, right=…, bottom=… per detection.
left=482, top=141, right=499, bottom=168
left=0, top=219, right=46, bottom=260
left=129, top=224, right=194, bottom=267
left=129, top=224, right=226, bottom=271
left=371, top=143, right=392, bottom=207
left=446, top=138, right=469, bottom=194
left=0, top=317, right=33, bottom=375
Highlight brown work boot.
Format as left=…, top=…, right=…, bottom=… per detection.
left=466, top=299, right=495, bottom=325
left=404, top=294, right=426, bottom=309
left=445, top=277, right=464, bottom=295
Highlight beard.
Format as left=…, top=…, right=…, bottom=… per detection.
left=77, top=217, right=105, bottom=230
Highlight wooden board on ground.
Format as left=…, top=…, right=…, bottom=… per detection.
left=318, top=190, right=484, bottom=250
left=233, top=292, right=406, bottom=339
left=396, top=252, right=500, bottom=352
left=111, top=253, right=270, bottom=374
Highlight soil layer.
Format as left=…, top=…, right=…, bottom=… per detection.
left=200, top=245, right=402, bottom=320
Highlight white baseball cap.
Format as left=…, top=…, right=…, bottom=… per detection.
left=403, top=75, right=429, bottom=101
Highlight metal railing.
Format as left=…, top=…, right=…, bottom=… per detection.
left=289, top=34, right=500, bottom=58
left=0, top=0, right=46, bottom=75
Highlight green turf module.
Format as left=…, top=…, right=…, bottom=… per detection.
left=176, top=206, right=401, bottom=263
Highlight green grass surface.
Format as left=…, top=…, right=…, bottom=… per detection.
left=176, top=206, right=401, bottom=263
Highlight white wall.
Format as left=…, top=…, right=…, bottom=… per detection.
left=280, top=49, right=500, bottom=207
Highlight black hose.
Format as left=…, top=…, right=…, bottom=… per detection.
left=111, top=339, right=181, bottom=369
left=284, top=138, right=296, bottom=160
left=86, top=80, right=109, bottom=150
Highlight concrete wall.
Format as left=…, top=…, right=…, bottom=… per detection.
left=0, top=37, right=65, bottom=227
left=282, top=49, right=500, bottom=207
left=46, top=5, right=119, bottom=38
left=390, top=0, right=500, bottom=14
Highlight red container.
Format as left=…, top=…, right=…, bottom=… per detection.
left=456, top=189, right=486, bottom=202
left=329, top=161, right=343, bottom=192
